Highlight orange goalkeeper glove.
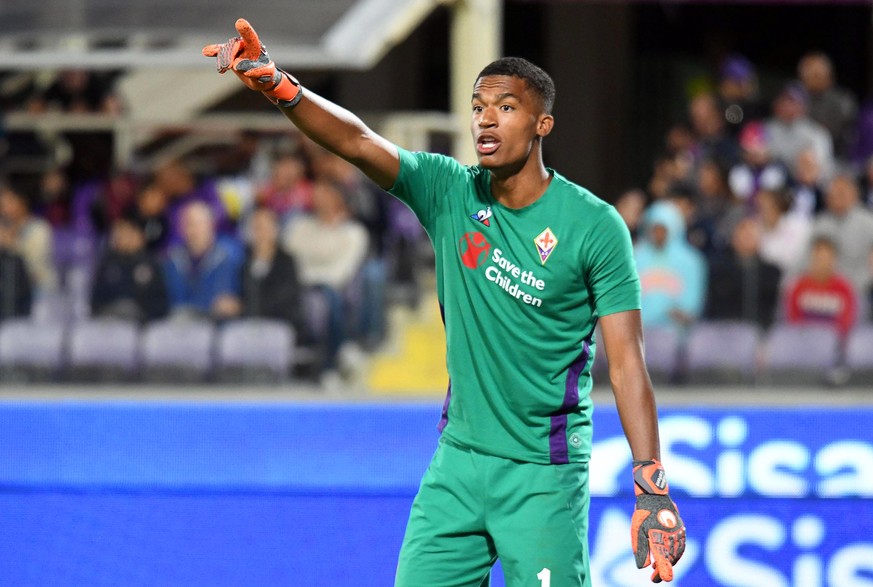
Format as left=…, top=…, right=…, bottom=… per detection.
left=630, top=459, right=686, bottom=583
left=202, top=18, right=302, bottom=109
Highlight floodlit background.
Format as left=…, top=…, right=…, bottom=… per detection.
left=0, top=1, right=872, bottom=586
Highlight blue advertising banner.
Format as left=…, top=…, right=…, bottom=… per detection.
left=0, top=400, right=870, bottom=586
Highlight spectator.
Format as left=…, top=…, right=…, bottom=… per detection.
left=614, top=188, right=647, bottom=244
left=0, top=184, right=57, bottom=296
left=765, top=83, right=834, bottom=181
left=0, top=221, right=32, bottom=320
left=284, top=179, right=369, bottom=368
left=728, top=121, right=790, bottom=210
left=688, top=92, right=741, bottom=173
left=811, top=173, right=873, bottom=294
left=37, top=167, right=73, bottom=229
left=124, top=184, right=170, bottom=253
left=757, top=188, right=812, bottom=278
left=647, top=153, right=684, bottom=202
left=868, top=247, right=873, bottom=321
left=716, top=54, right=765, bottom=137
left=90, top=216, right=169, bottom=322
left=312, top=149, right=392, bottom=346
left=790, top=148, right=827, bottom=218
left=797, top=51, right=858, bottom=160
left=155, top=160, right=231, bottom=246
left=704, top=217, right=782, bottom=329
left=785, top=236, right=857, bottom=339
left=859, top=154, right=873, bottom=209
left=688, top=159, right=744, bottom=256
left=27, top=69, right=122, bottom=115
left=634, top=201, right=707, bottom=333
left=164, top=201, right=242, bottom=320
left=241, top=207, right=304, bottom=333
left=256, top=151, right=313, bottom=224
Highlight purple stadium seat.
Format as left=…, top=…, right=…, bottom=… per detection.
left=68, top=319, right=140, bottom=381
left=216, top=318, right=295, bottom=383
left=32, top=291, right=74, bottom=326
left=0, top=319, right=65, bottom=380
left=759, top=323, right=841, bottom=385
left=686, top=321, right=761, bottom=384
left=141, top=318, right=215, bottom=382
left=845, top=324, right=873, bottom=384
left=642, top=325, right=681, bottom=384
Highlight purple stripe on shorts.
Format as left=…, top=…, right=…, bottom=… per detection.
left=549, top=340, right=591, bottom=464
left=438, top=380, right=452, bottom=433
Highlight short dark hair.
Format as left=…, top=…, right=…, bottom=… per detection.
left=476, top=57, right=556, bottom=114
left=811, top=235, right=838, bottom=253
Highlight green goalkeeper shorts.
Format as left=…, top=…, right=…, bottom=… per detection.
left=395, top=439, right=591, bottom=587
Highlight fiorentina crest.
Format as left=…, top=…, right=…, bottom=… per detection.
left=534, top=227, right=558, bottom=264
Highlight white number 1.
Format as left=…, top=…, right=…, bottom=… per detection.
left=537, top=567, right=551, bottom=587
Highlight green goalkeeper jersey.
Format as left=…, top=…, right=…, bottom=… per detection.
left=389, top=147, right=640, bottom=464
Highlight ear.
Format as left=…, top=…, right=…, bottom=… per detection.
left=536, top=114, right=554, bottom=138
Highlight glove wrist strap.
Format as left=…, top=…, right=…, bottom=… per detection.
left=264, top=71, right=303, bottom=109
left=633, top=459, right=669, bottom=496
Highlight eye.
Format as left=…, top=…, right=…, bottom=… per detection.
left=500, top=104, right=514, bottom=112
left=472, top=105, right=483, bottom=113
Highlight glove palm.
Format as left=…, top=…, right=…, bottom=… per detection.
left=630, top=460, right=686, bottom=583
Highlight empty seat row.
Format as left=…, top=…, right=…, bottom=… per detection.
left=0, top=317, right=297, bottom=383
left=592, top=321, right=873, bottom=386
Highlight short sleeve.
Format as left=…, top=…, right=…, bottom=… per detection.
left=388, top=146, right=466, bottom=231
left=584, top=206, right=641, bottom=317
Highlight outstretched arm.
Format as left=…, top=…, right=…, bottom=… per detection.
left=204, top=19, right=400, bottom=189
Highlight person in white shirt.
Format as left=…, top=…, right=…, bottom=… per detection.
left=283, top=178, right=369, bottom=370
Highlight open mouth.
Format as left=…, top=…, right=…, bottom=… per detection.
left=476, top=135, right=501, bottom=155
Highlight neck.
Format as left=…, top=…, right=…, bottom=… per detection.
left=489, top=150, right=552, bottom=210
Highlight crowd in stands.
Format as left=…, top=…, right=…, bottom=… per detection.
left=2, top=51, right=873, bottom=385
left=625, top=51, right=873, bottom=382
left=0, top=70, right=426, bottom=381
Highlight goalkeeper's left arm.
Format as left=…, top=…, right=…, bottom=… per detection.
left=599, top=309, right=686, bottom=583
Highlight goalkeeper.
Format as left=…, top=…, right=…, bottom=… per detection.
left=205, top=19, right=685, bottom=586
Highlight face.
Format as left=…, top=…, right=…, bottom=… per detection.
left=689, top=95, right=722, bottom=136
left=111, top=221, right=145, bottom=254
left=810, top=242, right=837, bottom=277
left=250, top=208, right=278, bottom=249
left=732, top=219, right=760, bottom=257
left=799, top=56, right=832, bottom=94
left=181, top=203, right=215, bottom=255
left=271, top=156, right=306, bottom=190
left=773, top=95, right=805, bottom=123
left=0, top=190, right=27, bottom=221
left=795, top=150, right=820, bottom=185
left=826, top=177, right=859, bottom=216
left=471, top=75, right=553, bottom=173
left=650, top=224, right=668, bottom=249
left=756, top=191, right=781, bottom=226
left=312, top=181, right=348, bottom=220
left=615, top=190, right=646, bottom=229
left=697, top=161, right=724, bottom=198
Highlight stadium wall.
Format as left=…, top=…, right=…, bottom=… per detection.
left=0, top=397, right=870, bottom=586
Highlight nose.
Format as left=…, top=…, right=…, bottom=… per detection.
left=477, top=106, right=496, bottom=128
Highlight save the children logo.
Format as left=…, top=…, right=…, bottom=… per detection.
left=458, top=232, right=491, bottom=269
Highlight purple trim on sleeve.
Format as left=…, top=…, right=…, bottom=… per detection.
left=549, top=341, right=591, bottom=464
left=437, top=380, right=452, bottom=433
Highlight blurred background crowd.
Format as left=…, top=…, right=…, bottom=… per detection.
left=1, top=21, right=873, bottom=387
